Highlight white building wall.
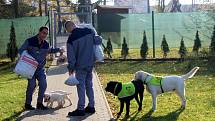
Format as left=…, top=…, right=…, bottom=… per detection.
left=114, top=0, right=149, bottom=13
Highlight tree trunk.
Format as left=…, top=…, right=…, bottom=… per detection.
left=56, top=0, right=61, bottom=19
left=162, top=0, right=165, bottom=12
left=170, top=0, right=181, bottom=12
left=147, top=0, right=150, bottom=13
left=13, top=0, right=19, bottom=18
left=39, top=0, right=42, bottom=16
left=44, top=0, right=48, bottom=16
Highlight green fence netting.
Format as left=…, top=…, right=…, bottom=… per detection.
left=97, top=12, right=215, bottom=49
left=0, top=16, right=48, bottom=56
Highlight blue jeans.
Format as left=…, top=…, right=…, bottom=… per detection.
left=25, top=68, right=47, bottom=104
left=75, top=67, right=95, bottom=110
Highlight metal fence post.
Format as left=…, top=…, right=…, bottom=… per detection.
left=152, top=11, right=155, bottom=58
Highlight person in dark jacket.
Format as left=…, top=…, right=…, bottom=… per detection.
left=19, top=26, right=60, bottom=110
left=65, top=21, right=102, bottom=116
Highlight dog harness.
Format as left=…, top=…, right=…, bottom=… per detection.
left=146, top=76, right=165, bottom=93
left=114, top=82, right=136, bottom=98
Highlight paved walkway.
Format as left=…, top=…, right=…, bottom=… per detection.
left=18, top=60, right=114, bottom=121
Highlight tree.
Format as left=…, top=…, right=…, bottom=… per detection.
left=210, top=25, right=215, bottom=55
left=39, top=0, right=42, bottom=16
left=77, top=0, right=91, bottom=23
left=170, top=0, right=181, bottom=12
left=161, top=35, right=170, bottom=58
left=147, top=0, right=150, bottom=13
left=106, top=37, right=113, bottom=58
left=44, top=0, right=48, bottom=16
left=193, top=30, right=201, bottom=55
left=179, top=37, right=187, bottom=58
left=7, top=22, right=18, bottom=62
left=208, top=25, right=215, bottom=72
left=121, top=37, right=129, bottom=59
left=140, top=31, right=148, bottom=59
left=157, top=0, right=165, bottom=12
left=107, top=37, right=113, bottom=53
left=12, top=0, right=19, bottom=18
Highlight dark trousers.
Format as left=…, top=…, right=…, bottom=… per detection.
left=25, top=68, right=47, bottom=104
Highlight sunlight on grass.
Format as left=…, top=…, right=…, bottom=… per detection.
left=106, top=48, right=201, bottom=59
left=0, top=59, right=53, bottom=121
left=96, top=61, right=215, bottom=121
left=0, top=64, right=27, bottom=121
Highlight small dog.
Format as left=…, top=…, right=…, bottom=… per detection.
left=44, top=90, right=72, bottom=108
left=105, top=80, right=144, bottom=117
left=134, top=67, right=199, bottom=112
left=56, top=48, right=67, bottom=65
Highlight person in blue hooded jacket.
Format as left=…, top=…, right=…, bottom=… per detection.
left=19, top=26, right=60, bottom=110
left=65, top=21, right=102, bottom=116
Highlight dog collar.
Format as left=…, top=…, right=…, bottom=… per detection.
left=143, top=75, right=150, bottom=84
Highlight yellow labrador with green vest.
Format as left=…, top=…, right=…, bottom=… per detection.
left=134, top=67, right=199, bottom=112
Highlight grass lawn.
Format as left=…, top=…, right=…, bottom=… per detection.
left=0, top=58, right=53, bottom=121
left=95, top=61, right=215, bottom=121
left=106, top=48, right=206, bottom=59
left=0, top=62, right=27, bottom=121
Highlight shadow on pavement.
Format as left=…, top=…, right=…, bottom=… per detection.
left=17, top=109, right=58, bottom=120
left=67, top=113, right=94, bottom=121
left=47, top=64, right=68, bottom=76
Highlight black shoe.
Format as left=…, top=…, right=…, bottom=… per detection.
left=25, top=104, right=35, bottom=110
left=36, top=102, right=48, bottom=110
left=68, top=109, right=85, bottom=116
left=85, top=106, right=95, bottom=114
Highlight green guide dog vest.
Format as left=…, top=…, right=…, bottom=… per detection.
left=117, top=83, right=135, bottom=98
left=148, top=76, right=164, bottom=86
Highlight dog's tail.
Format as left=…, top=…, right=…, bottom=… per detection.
left=181, top=67, right=200, bottom=80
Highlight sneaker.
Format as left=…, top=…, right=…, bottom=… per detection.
left=85, top=106, right=95, bottom=114
left=36, top=102, right=49, bottom=110
left=68, top=109, right=85, bottom=116
left=25, top=104, right=35, bottom=110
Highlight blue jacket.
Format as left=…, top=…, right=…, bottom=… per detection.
left=67, top=27, right=102, bottom=72
left=19, top=35, right=60, bottom=69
